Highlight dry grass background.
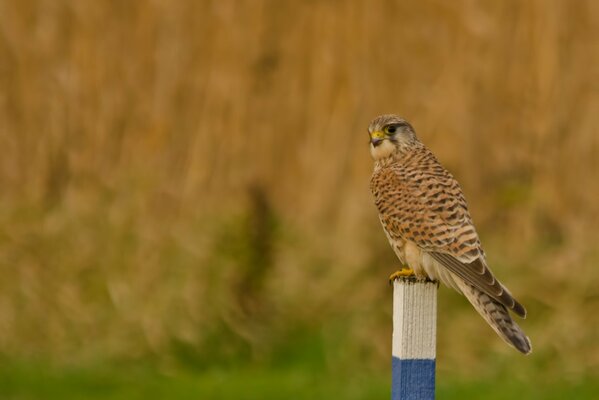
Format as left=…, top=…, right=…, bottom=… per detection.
left=0, top=0, right=597, bottom=381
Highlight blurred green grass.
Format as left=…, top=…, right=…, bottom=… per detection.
left=1, top=328, right=596, bottom=400
left=1, top=360, right=597, bottom=400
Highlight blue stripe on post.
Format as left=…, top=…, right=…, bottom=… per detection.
left=391, top=357, right=436, bottom=400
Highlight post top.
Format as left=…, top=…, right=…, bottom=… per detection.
left=392, top=276, right=439, bottom=286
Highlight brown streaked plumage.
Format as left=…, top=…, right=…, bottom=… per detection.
left=368, top=114, right=531, bottom=354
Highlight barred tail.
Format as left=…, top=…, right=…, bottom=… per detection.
left=455, top=278, right=532, bottom=354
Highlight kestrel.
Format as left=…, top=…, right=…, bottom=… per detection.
left=368, top=114, right=531, bottom=354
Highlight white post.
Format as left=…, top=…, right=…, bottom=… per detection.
left=392, top=277, right=438, bottom=400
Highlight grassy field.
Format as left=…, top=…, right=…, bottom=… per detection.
left=1, top=361, right=597, bottom=400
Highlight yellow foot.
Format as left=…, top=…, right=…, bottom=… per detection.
left=389, top=268, right=415, bottom=283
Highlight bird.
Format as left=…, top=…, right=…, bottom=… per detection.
left=368, top=114, right=532, bottom=354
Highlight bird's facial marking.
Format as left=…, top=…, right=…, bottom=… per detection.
left=370, top=138, right=396, bottom=160
left=369, top=123, right=404, bottom=157
left=368, top=114, right=417, bottom=160
left=369, top=123, right=402, bottom=146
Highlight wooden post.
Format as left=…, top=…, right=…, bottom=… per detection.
left=392, top=277, right=438, bottom=400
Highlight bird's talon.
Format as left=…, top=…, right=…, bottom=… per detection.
left=389, top=268, right=415, bottom=283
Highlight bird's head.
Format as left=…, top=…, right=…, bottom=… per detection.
left=367, top=114, right=417, bottom=160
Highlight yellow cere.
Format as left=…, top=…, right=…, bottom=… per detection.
left=370, top=130, right=385, bottom=139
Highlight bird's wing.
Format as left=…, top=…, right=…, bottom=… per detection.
left=429, top=252, right=526, bottom=317
left=374, top=155, right=526, bottom=317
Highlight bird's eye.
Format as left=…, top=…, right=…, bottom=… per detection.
left=385, top=125, right=397, bottom=134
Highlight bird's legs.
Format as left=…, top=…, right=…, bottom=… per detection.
left=389, top=267, right=415, bottom=283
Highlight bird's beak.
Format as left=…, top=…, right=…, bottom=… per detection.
left=370, top=130, right=385, bottom=147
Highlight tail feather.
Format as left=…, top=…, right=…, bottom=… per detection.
left=455, top=278, right=532, bottom=354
